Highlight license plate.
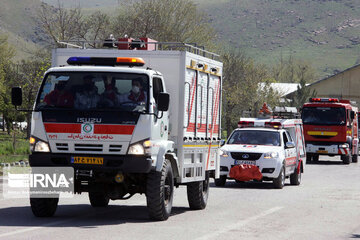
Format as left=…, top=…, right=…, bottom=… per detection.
left=316, top=150, right=328, bottom=154
left=235, top=160, right=256, bottom=165
left=71, top=156, right=104, bottom=165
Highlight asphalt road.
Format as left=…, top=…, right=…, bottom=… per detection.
left=0, top=156, right=360, bottom=240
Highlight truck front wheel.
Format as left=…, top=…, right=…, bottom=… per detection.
left=341, top=154, right=351, bottom=164
left=89, top=192, right=109, bottom=207
left=290, top=167, right=301, bottom=185
left=30, top=197, right=59, bottom=217
left=352, top=154, right=358, bottom=163
left=214, top=175, right=226, bottom=187
left=146, top=159, right=174, bottom=221
left=187, top=172, right=210, bottom=210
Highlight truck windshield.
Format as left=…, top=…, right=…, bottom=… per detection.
left=227, top=130, right=280, bottom=146
left=35, top=72, right=149, bottom=112
left=302, top=107, right=346, bottom=125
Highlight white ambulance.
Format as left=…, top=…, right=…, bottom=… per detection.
left=217, top=117, right=306, bottom=189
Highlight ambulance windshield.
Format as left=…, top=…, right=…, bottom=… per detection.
left=227, top=130, right=280, bottom=146
left=35, top=72, right=149, bottom=112
left=302, top=107, right=346, bottom=125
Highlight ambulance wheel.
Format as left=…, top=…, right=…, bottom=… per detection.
left=214, top=175, right=226, bottom=187
left=342, top=154, right=351, bottom=164
left=187, top=172, right=210, bottom=210
left=352, top=154, right=358, bottom=163
left=30, top=197, right=59, bottom=217
left=89, top=192, right=109, bottom=207
left=313, top=155, right=319, bottom=162
left=290, top=168, right=301, bottom=185
left=146, top=159, right=174, bottom=221
left=273, top=166, right=285, bottom=189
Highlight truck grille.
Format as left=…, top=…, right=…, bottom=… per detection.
left=74, top=144, right=103, bottom=152
left=230, top=152, right=263, bottom=160
left=56, top=143, right=68, bottom=151
left=109, top=145, right=122, bottom=152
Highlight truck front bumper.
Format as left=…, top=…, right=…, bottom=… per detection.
left=306, top=144, right=349, bottom=155
left=29, top=153, right=152, bottom=173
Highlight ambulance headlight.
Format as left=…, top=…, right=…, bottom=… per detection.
left=34, top=140, right=50, bottom=152
left=219, top=149, right=229, bottom=157
left=128, top=143, right=145, bottom=155
left=339, top=143, right=349, bottom=148
left=264, top=152, right=279, bottom=159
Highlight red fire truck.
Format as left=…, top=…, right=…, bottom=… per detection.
left=302, top=98, right=358, bottom=164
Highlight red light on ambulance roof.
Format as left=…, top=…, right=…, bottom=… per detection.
left=309, top=98, right=339, bottom=103
left=67, top=57, right=145, bottom=66
left=265, top=122, right=282, bottom=129
left=238, top=121, right=254, bottom=128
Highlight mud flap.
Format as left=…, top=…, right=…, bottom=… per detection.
left=229, top=164, right=262, bottom=182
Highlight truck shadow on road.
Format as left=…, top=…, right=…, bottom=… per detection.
left=0, top=204, right=188, bottom=227
left=307, top=160, right=346, bottom=165
left=210, top=181, right=285, bottom=190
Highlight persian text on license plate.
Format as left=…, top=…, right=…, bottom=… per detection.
left=235, top=160, right=256, bottom=165
left=71, top=156, right=104, bottom=165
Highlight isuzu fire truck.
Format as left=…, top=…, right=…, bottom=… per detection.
left=302, top=98, right=358, bottom=164
left=11, top=39, right=222, bottom=220
left=217, top=117, right=306, bottom=189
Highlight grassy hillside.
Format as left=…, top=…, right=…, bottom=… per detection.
left=196, top=0, right=360, bottom=78
left=3, top=0, right=360, bottom=79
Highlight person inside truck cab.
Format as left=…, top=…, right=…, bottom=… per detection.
left=100, top=75, right=119, bottom=107
left=43, top=80, right=74, bottom=107
left=74, top=75, right=100, bottom=110
left=118, top=78, right=147, bottom=104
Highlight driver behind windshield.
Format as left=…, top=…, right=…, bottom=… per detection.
left=118, top=78, right=147, bottom=105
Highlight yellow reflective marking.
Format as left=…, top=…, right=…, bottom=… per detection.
left=307, top=131, right=338, bottom=136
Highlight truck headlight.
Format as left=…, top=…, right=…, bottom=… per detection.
left=34, top=140, right=50, bottom=152
left=128, top=143, right=145, bottom=155
left=219, top=149, right=229, bottom=157
left=264, top=152, right=279, bottom=159
left=339, top=143, right=349, bottom=148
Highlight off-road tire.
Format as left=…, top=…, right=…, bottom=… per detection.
left=214, top=175, right=226, bottom=187
left=352, top=154, right=358, bottom=163
left=89, top=192, right=109, bottom=207
left=30, top=197, right=59, bottom=217
left=290, top=166, right=301, bottom=186
left=146, top=159, right=174, bottom=221
left=342, top=154, right=351, bottom=164
left=187, top=173, right=210, bottom=210
left=273, top=166, right=285, bottom=189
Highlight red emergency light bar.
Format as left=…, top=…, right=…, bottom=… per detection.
left=238, top=121, right=254, bottom=128
left=265, top=122, right=282, bottom=128
left=309, top=98, right=339, bottom=103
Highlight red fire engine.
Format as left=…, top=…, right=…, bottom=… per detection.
left=302, top=98, right=358, bottom=164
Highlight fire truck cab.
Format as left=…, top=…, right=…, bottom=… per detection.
left=302, top=98, right=358, bottom=164
left=218, top=118, right=306, bottom=189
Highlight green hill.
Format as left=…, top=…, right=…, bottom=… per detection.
left=2, top=0, right=360, bottom=79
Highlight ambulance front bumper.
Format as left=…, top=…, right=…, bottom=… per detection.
left=29, top=153, right=152, bottom=173
left=220, top=156, right=282, bottom=179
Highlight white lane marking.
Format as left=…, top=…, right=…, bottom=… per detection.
left=196, top=206, right=284, bottom=240
left=0, top=201, right=144, bottom=239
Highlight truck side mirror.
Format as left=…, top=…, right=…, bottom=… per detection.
left=285, top=142, right=295, bottom=149
left=11, top=87, right=23, bottom=106
left=157, top=92, right=170, bottom=111
left=220, top=139, right=226, bottom=146
left=351, top=111, right=355, bottom=120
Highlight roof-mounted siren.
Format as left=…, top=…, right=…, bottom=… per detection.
left=265, top=122, right=282, bottom=129
left=103, top=34, right=117, bottom=48
left=118, top=37, right=158, bottom=51
left=67, top=57, right=145, bottom=67
left=310, top=98, right=339, bottom=103
left=238, top=121, right=254, bottom=128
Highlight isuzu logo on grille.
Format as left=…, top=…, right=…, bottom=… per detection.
left=242, top=154, right=250, bottom=159
left=77, top=118, right=102, bottom=123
